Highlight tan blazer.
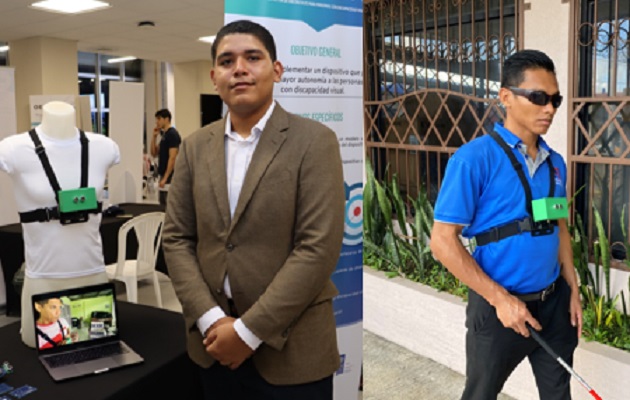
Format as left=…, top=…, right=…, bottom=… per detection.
left=162, top=104, right=345, bottom=385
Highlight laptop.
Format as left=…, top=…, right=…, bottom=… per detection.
left=31, top=282, right=143, bottom=381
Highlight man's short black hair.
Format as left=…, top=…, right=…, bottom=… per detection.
left=211, top=20, right=277, bottom=63
left=155, top=109, right=172, bottom=121
left=501, top=49, right=556, bottom=88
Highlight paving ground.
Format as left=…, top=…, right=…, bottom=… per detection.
left=363, top=330, right=516, bottom=400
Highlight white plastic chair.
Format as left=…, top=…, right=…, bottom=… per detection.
left=105, top=212, right=166, bottom=308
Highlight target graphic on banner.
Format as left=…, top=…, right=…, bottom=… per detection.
left=343, top=182, right=363, bottom=246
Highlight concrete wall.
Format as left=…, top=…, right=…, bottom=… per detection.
left=9, top=37, right=78, bottom=132
left=143, top=60, right=161, bottom=152
left=173, top=60, right=217, bottom=138
left=523, top=0, right=571, bottom=163
left=364, top=267, right=630, bottom=400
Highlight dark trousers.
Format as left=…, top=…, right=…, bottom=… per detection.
left=462, top=278, right=578, bottom=400
left=199, top=359, right=333, bottom=400
left=159, top=190, right=168, bottom=206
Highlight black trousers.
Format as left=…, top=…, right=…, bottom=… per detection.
left=159, top=190, right=168, bottom=206
left=199, top=359, right=333, bottom=400
left=462, top=278, right=578, bottom=400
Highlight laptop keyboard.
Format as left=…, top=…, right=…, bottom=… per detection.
left=45, top=343, right=127, bottom=368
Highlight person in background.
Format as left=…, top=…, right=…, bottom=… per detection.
left=150, top=109, right=181, bottom=206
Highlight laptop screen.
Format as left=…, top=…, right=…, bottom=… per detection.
left=32, top=283, right=118, bottom=352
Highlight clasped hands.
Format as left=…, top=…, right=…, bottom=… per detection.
left=203, top=317, right=254, bottom=370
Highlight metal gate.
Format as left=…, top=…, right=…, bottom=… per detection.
left=364, top=0, right=522, bottom=204
left=569, top=0, right=630, bottom=251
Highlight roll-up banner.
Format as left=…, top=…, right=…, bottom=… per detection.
left=225, top=1, right=363, bottom=398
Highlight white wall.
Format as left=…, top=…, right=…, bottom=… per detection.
left=165, top=62, right=176, bottom=126
left=143, top=60, right=161, bottom=157
left=523, top=0, right=571, bottom=163
left=0, top=67, right=19, bottom=226
left=365, top=267, right=630, bottom=400
left=9, top=36, right=78, bottom=132
left=108, top=82, right=145, bottom=204
left=173, top=60, right=217, bottom=138
left=0, top=66, right=18, bottom=308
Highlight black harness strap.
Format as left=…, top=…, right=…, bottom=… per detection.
left=474, top=131, right=558, bottom=246
left=80, top=131, right=89, bottom=188
left=488, top=130, right=555, bottom=214
left=19, top=203, right=103, bottom=223
left=36, top=320, right=65, bottom=347
left=28, top=128, right=89, bottom=198
left=19, top=129, right=100, bottom=223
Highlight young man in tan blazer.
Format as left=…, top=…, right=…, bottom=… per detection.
left=162, top=20, right=345, bottom=399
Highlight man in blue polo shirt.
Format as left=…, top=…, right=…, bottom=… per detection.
left=430, top=49, right=582, bottom=400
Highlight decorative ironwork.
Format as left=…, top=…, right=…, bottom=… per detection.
left=569, top=0, right=630, bottom=250
left=364, top=0, right=521, bottom=203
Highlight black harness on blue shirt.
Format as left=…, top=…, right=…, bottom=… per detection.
left=473, top=130, right=557, bottom=247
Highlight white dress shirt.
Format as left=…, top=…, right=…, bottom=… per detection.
left=196, top=101, right=277, bottom=350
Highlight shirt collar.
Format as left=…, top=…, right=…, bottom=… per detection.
left=224, top=101, right=276, bottom=141
left=493, top=122, right=551, bottom=152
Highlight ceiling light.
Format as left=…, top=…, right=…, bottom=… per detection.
left=0, top=46, right=9, bottom=52
left=108, top=56, right=137, bottom=63
left=30, top=0, right=110, bottom=15
left=198, top=35, right=216, bottom=44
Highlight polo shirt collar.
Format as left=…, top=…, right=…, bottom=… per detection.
left=493, top=122, right=551, bottom=153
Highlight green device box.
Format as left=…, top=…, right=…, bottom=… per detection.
left=58, top=187, right=98, bottom=213
left=532, top=197, right=568, bottom=222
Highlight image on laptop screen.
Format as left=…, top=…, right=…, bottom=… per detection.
left=33, top=287, right=116, bottom=351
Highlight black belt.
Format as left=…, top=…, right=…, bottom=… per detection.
left=511, top=279, right=558, bottom=302
left=474, top=217, right=558, bottom=246
left=19, top=202, right=102, bottom=223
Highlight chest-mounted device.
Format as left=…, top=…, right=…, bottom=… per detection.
left=474, top=131, right=566, bottom=246
left=18, top=129, right=102, bottom=225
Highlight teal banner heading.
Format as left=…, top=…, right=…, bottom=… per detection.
left=226, top=0, right=362, bottom=31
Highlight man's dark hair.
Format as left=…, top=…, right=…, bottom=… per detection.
left=501, top=49, right=556, bottom=88
left=211, top=20, right=277, bottom=63
left=155, top=109, right=172, bottom=121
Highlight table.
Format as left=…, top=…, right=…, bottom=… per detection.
left=0, top=302, right=203, bottom=399
left=0, top=203, right=166, bottom=316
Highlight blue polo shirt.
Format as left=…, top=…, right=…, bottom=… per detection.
left=433, top=123, right=566, bottom=294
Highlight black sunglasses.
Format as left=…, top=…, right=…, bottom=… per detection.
left=508, top=87, right=563, bottom=109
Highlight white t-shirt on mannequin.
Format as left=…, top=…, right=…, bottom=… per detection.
left=0, top=103, right=120, bottom=278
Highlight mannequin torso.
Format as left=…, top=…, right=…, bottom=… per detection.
left=0, top=101, right=121, bottom=347
left=38, top=101, right=77, bottom=140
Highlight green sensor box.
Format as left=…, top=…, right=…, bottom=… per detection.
left=58, top=187, right=98, bottom=213
left=532, top=197, right=568, bottom=222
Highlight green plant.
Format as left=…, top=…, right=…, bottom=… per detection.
left=363, top=165, right=467, bottom=299
left=593, top=208, right=611, bottom=299
left=570, top=213, right=594, bottom=293
left=363, top=166, right=407, bottom=277
left=568, top=186, right=593, bottom=290
left=581, top=286, right=630, bottom=350
left=570, top=206, right=630, bottom=351
left=363, top=162, right=387, bottom=247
